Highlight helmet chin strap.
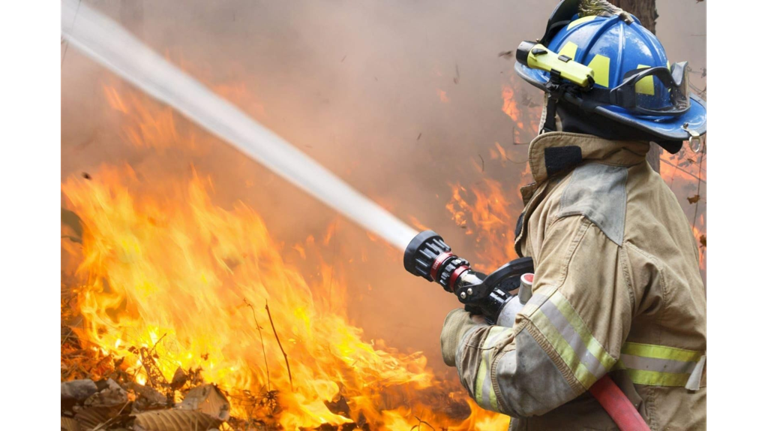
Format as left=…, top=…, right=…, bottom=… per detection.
left=539, top=71, right=573, bottom=134
left=539, top=93, right=558, bottom=134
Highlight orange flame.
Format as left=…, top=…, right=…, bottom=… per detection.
left=660, top=146, right=707, bottom=272
left=501, top=85, right=524, bottom=130
left=62, top=83, right=513, bottom=429
left=62, top=166, right=480, bottom=428
left=103, top=85, right=181, bottom=150
left=445, top=179, right=519, bottom=272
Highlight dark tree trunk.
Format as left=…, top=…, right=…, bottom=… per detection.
left=612, top=0, right=658, bottom=33
left=611, top=0, right=662, bottom=173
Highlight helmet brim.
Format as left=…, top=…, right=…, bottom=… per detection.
left=514, top=62, right=707, bottom=142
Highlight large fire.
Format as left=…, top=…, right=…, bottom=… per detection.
left=61, top=84, right=510, bottom=430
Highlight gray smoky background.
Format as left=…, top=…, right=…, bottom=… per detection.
left=62, top=0, right=706, bottom=377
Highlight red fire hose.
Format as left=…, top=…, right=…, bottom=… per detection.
left=590, top=376, right=651, bottom=431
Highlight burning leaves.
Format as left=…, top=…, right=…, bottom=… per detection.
left=62, top=377, right=229, bottom=431
left=60, top=165, right=507, bottom=429
left=181, top=384, right=231, bottom=421
left=133, top=409, right=223, bottom=430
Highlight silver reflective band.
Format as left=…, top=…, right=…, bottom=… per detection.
left=539, top=300, right=608, bottom=379
left=615, top=342, right=705, bottom=388
left=620, top=354, right=698, bottom=375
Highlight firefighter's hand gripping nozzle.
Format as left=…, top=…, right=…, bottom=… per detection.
left=403, top=230, right=533, bottom=324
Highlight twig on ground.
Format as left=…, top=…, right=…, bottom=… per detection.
left=265, top=301, right=293, bottom=392
left=244, top=298, right=271, bottom=391
left=61, top=318, right=83, bottom=347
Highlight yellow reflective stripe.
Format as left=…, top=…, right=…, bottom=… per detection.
left=587, top=55, right=610, bottom=87
left=568, top=15, right=597, bottom=30
left=483, top=326, right=514, bottom=351
left=558, top=41, right=579, bottom=60
left=616, top=363, right=692, bottom=387
left=550, top=292, right=615, bottom=372
left=489, top=377, right=499, bottom=411
left=530, top=291, right=616, bottom=389
left=473, top=327, right=509, bottom=412
left=475, top=357, right=488, bottom=405
left=621, top=342, right=702, bottom=362
left=483, top=326, right=508, bottom=348
left=635, top=65, right=655, bottom=95
left=617, top=343, right=705, bottom=387
left=536, top=314, right=599, bottom=388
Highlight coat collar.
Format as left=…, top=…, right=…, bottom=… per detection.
left=528, top=132, right=650, bottom=183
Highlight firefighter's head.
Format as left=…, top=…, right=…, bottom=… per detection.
left=515, top=0, right=706, bottom=153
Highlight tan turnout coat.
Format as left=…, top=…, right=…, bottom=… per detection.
left=441, top=132, right=706, bottom=430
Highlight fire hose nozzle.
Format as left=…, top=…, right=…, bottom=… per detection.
left=404, top=230, right=534, bottom=322
left=404, top=230, right=470, bottom=293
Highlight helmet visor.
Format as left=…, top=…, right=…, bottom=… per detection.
left=610, top=62, right=690, bottom=116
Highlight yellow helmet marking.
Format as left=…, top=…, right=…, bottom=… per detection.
left=635, top=65, right=655, bottom=95
left=587, top=54, right=611, bottom=88
left=558, top=41, right=579, bottom=61
left=567, top=15, right=597, bottom=30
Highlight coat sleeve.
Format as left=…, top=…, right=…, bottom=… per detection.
left=442, top=215, right=633, bottom=417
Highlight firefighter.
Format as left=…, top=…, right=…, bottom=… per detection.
left=439, top=0, right=706, bottom=429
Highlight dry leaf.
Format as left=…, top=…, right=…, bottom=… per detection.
left=62, top=379, right=99, bottom=414
left=74, top=379, right=132, bottom=429
left=75, top=406, right=125, bottom=430
left=62, top=380, right=98, bottom=400
left=687, top=195, right=701, bottom=204
left=181, top=384, right=230, bottom=421
left=124, top=382, right=168, bottom=412
left=61, top=417, right=80, bottom=431
left=90, top=413, right=136, bottom=431
left=134, top=409, right=221, bottom=431
left=170, top=367, right=188, bottom=391
left=86, top=379, right=128, bottom=408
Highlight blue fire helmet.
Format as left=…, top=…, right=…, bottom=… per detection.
left=515, top=0, right=706, bottom=144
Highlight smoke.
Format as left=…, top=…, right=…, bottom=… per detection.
left=62, top=0, right=706, bottom=374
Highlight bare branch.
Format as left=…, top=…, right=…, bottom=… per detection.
left=265, top=301, right=293, bottom=392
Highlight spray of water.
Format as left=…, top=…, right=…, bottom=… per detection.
left=61, top=0, right=418, bottom=251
